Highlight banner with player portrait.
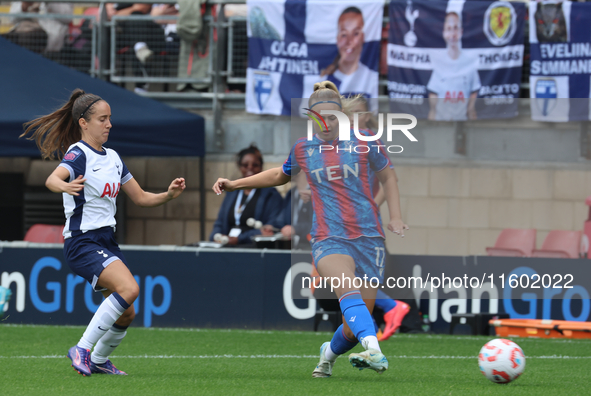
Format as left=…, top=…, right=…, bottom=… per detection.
left=387, top=0, right=526, bottom=120
left=245, top=0, right=382, bottom=116
left=529, top=1, right=591, bottom=122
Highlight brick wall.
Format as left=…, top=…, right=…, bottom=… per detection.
left=382, top=165, right=591, bottom=256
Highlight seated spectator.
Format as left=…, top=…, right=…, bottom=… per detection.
left=210, top=144, right=283, bottom=246
left=4, top=1, right=73, bottom=54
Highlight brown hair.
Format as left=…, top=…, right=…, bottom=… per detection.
left=20, top=89, right=103, bottom=160
left=236, top=143, right=264, bottom=168
left=308, top=81, right=342, bottom=108
left=342, top=94, right=378, bottom=131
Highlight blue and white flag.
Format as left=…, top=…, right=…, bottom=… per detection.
left=387, top=0, right=525, bottom=120
left=246, top=0, right=382, bottom=116
left=529, top=1, right=591, bottom=122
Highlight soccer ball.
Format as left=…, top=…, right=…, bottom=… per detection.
left=478, top=338, right=525, bottom=384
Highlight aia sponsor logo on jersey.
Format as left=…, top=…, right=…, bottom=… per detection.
left=444, top=91, right=466, bottom=103
left=101, top=182, right=121, bottom=198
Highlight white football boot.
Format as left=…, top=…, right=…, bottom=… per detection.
left=312, top=342, right=334, bottom=378
left=348, top=349, right=389, bottom=374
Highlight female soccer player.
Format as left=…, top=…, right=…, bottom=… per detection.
left=213, top=81, right=408, bottom=377
left=20, top=89, right=186, bottom=376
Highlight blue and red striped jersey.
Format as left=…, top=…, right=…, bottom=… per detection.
left=282, top=132, right=390, bottom=242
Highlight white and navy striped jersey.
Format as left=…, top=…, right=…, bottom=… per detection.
left=58, top=141, right=133, bottom=238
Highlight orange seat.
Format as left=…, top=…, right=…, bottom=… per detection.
left=486, top=228, right=536, bottom=257
left=24, top=224, right=65, bottom=243
left=532, top=230, right=582, bottom=259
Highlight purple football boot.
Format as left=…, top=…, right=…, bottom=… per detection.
left=90, top=359, right=128, bottom=375
left=67, top=346, right=92, bottom=376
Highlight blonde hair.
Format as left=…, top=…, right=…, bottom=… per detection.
left=342, top=94, right=378, bottom=131
left=308, top=81, right=342, bottom=108
left=20, top=89, right=103, bottom=160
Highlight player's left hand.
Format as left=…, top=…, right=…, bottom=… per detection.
left=167, top=177, right=186, bottom=199
left=387, top=218, right=409, bottom=237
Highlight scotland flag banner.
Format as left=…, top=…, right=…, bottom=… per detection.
left=387, top=0, right=525, bottom=120
left=246, top=0, right=382, bottom=116
left=529, top=1, right=591, bottom=122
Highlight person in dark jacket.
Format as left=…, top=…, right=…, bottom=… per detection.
left=210, top=144, right=282, bottom=245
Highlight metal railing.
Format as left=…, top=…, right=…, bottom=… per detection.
left=2, top=0, right=543, bottom=151
left=0, top=11, right=98, bottom=75
left=1, top=0, right=536, bottom=103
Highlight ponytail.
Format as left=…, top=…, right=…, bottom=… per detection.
left=308, top=81, right=342, bottom=108
left=20, top=89, right=103, bottom=160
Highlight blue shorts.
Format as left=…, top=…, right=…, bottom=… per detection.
left=311, top=236, right=386, bottom=283
left=64, top=227, right=127, bottom=291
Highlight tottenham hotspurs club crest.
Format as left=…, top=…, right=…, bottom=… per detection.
left=484, top=1, right=517, bottom=46
left=404, top=0, right=419, bottom=47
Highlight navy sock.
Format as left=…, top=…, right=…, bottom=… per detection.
left=339, top=290, right=376, bottom=341
left=329, top=324, right=358, bottom=355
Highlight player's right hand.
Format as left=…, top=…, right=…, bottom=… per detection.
left=212, top=178, right=235, bottom=195
left=64, top=175, right=86, bottom=196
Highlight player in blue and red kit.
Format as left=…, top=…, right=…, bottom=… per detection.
left=21, top=89, right=185, bottom=376
left=213, top=81, right=408, bottom=377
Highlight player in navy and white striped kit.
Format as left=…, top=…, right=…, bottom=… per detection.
left=21, top=89, right=186, bottom=376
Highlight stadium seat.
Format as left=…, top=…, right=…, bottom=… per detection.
left=531, top=230, right=583, bottom=259
left=485, top=228, right=537, bottom=257
left=23, top=224, right=65, bottom=243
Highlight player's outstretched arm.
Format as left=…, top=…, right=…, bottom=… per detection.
left=46, top=166, right=86, bottom=196
left=376, top=167, right=408, bottom=237
left=122, top=177, right=186, bottom=207
left=213, top=167, right=290, bottom=194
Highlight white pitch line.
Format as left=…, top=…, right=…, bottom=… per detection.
left=3, top=325, right=591, bottom=344
left=1, top=355, right=590, bottom=360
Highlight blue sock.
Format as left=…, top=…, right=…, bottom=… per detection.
left=329, top=324, right=358, bottom=355
left=339, top=290, right=376, bottom=341
left=372, top=316, right=379, bottom=333
left=375, top=290, right=397, bottom=312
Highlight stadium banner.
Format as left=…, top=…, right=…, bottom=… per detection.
left=381, top=255, right=591, bottom=332
left=1, top=245, right=589, bottom=332
left=387, top=0, right=526, bottom=120
left=0, top=246, right=311, bottom=330
left=245, top=0, right=382, bottom=116
left=529, top=1, right=591, bottom=122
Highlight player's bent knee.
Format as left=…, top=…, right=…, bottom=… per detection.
left=119, top=306, right=136, bottom=324
left=124, top=282, right=140, bottom=303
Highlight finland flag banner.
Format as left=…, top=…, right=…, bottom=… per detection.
left=529, top=1, right=591, bottom=122
left=387, top=0, right=525, bottom=121
left=246, top=0, right=382, bottom=116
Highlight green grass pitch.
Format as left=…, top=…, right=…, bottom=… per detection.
left=1, top=325, right=589, bottom=395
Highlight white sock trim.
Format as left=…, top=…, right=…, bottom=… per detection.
left=360, top=336, right=381, bottom=353
left=324, top=343, right=338, bottom=362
